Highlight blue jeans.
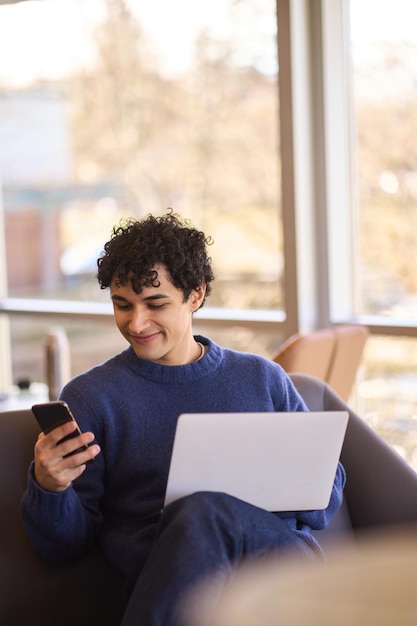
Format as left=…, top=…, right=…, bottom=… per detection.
left=120, top=491, right=321, bottom=626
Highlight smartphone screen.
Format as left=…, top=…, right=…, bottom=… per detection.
left=31, top=401, right=89, bottom=458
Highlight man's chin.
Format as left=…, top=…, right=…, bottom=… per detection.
left=129, top=340, right=165, bottom=363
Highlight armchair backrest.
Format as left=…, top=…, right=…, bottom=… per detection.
left=0, top=407, right=124, bottom=626
left=0, top=408, right=39, bottom=541
left=290, top=373, right=417, bottom=531
left=273, top=325, right=369, bottom=401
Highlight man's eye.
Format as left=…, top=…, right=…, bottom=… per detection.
left=148, top=303, right=165, bottom=310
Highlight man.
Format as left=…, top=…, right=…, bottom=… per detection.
left=21, top=211, right=346, bottom=626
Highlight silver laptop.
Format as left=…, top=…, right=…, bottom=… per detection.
left=164, top=411, right=348, bottom=511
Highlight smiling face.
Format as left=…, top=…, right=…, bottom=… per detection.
left=110, top=264, right=206, bottom=366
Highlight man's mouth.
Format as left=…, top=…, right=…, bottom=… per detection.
left=130, top=332, right=160, bottom=344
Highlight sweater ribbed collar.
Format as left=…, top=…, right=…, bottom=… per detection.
left=121, top=335, right=223, bottom=384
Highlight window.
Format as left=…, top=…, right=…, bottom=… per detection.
left=349, top=0, right=417, bottom=468
left=350, top=0, right=417, bottom=320
left=1, top=0, right=281, bottom=309
left=0, top=0, right=283, bottom=383
left=2, top=0, right=417, bottom=470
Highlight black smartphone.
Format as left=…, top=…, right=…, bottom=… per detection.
left=31, top=400, right=89, bottom=458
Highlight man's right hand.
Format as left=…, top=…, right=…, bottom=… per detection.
left=33, top=421, right=101, bottom=492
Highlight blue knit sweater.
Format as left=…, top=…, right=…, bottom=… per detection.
left=21, top=336, right=346, bottom=589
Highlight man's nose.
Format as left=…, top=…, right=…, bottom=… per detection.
left=128, top=307, right=151, bottom=334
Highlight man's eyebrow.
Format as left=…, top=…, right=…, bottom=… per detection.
left=142, top=293, right=170, bottom=301
left=111, top=294, right=129, bottom=302
left=111, top=293, right=170, bottom=302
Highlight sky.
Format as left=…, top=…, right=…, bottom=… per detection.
left=350, top=0, right=417, bottom=44
left=0, top=0, right=231, bottom=86
left=0, top=0, right=416, bottom=87
left=350, top=0, right=417, bottom=63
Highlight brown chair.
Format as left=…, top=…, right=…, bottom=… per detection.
left=272, top=325, right=369, bottom=401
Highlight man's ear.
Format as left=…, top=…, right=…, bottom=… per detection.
left=190, top=282, right=206, bottom=312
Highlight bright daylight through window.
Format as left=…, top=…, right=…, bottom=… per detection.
left=0, top=0, right=282, bottom=383
left=350, top=0, right=417, bottom=470
left=2, top=0, right=417, bottom=471
left=0, top=0, right=281, bottom=310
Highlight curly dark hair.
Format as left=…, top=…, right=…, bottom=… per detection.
left=96, top=211, right=215, bottom=307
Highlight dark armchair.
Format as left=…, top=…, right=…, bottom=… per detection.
left=2, top=373, right=417, bottom=624
left=0, top=406, right=125, bottom=626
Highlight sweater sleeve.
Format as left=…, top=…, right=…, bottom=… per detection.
left=20, top=382, right=106, bottom=566
left=20, top=462, right=100, bottom=565
left=274, top=366, right=347, bottom=530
